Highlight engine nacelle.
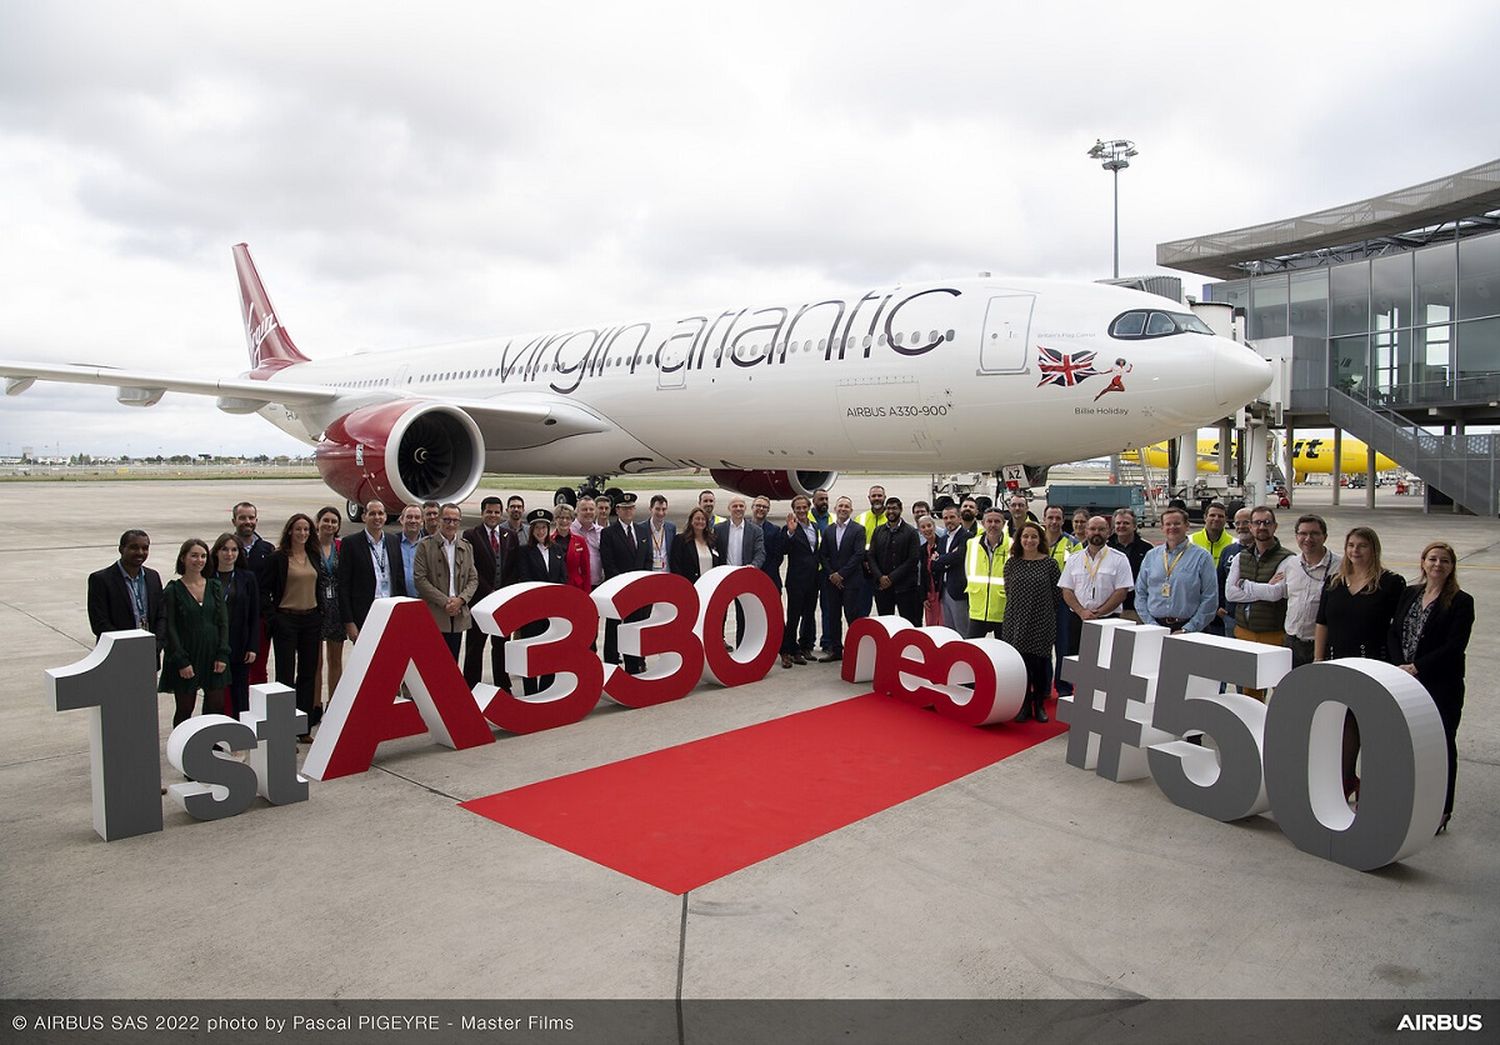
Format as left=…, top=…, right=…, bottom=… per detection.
left=708, top=468, right=839, bottom=501
left=316, top=401, right=485, bottom=512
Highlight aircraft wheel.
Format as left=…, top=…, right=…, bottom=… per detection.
left=554, top=486, right=577, bottom=508
left=346, top=499, right=365, bottom=523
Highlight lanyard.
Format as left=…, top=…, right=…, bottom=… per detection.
left=368, top=533, right=387, bottom=579
left=1161, top=546, right=1186, bottom=580
left=120, top=564, right=147, bottom=626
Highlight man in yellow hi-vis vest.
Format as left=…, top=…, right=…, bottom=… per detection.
left=965, top=506, right=1011, bottom=639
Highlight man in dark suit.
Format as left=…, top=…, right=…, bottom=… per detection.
left=643, top=495, right=676, bottom=573
left=465, top=496, right=520, bottom=691
left=817, top=496, right=867, bottom=661
left=233, top=501, right=275, bottom=684
left=599, top=493, right=651, bottom=674
left=867, top=496, right=922, bottom=625
left=753, top=496, right=787, bottom=593
left=337, top=500, right=407, bottom=641
left=933, top=503, right=973, bottom=634
left=715, top=496, right=767, bottom=646
left=87, top=529, right=165, bottom=653
left=779, top=496, right=821, bottom=668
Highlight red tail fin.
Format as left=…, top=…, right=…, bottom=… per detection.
left=233, top=243, right=311, bottom=373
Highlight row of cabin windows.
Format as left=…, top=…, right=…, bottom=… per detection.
left=333, top=378, right=391, bottom=388
left=407, top=329, right=958, bottom=383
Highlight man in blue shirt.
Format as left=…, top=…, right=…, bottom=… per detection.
left=398, top=504, right=424, bottom=597
left=1136, top=506, right=1218, bottom=634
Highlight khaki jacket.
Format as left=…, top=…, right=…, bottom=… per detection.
left=412, top=535, right=479, bottom=633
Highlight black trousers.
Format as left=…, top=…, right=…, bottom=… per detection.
left=271, top=609, right=322, bottom=723
left=1020, top=651, right=1053, bottom=710
left=517, top=620, right=555, bottom=696
left=1437, top=696, right=1463, bottom=817
left=782, top=578, right=818, bottom=655
left=440, top=631, right=462, bottom=660
left=968, top=620, right=1003, bottom=640
left=464, top=625, right=510, bottom=691
left=875, top=587, right=923, bottom=626
left=604, top=610, right=647, bottom=674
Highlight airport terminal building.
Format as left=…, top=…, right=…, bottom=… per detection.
left=1157, top=157, right=1500, bottom=514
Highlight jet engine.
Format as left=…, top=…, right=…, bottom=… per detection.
left=315, top=401, right=485, bottom=512
left=708, top=468, right=839, bottom=501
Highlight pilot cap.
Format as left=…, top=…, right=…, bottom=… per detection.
left=616, top=492, right=638, bottom=506
left=526, top=508, right=554, bottom=526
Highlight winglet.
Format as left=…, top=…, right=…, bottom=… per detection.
left=233, top=243, right=311, bottom=374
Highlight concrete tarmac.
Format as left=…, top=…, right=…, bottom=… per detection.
left=1, top=478, right=1496, bottom=1006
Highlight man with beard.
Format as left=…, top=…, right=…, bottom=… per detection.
left=1058, top=515, right=1134, bottom=659
left=502, top=495, right=526, bottom=534
left=232, top=501, right=274, bottom=684
left=867, top=496, right=921, bottom=625
left=850, top=484, right=886, bottom=620
left=752, top=496, right=785, bottom=593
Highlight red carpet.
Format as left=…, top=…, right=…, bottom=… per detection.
left=460, top=692, right=1066, bottom=893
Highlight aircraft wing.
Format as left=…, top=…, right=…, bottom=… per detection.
left=0, top=360, right=341, bottom=407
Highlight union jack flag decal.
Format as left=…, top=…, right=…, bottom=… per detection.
left=1035, top=346, right=1101, bottom=388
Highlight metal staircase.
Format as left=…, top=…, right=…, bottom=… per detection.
left=1327, top=388, right=1500, bottom=517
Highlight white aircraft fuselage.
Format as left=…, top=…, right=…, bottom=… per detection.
left=2, top=247, right=1273, bottom=510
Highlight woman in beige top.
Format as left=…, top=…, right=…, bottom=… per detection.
left=265, top=513, right=326, bottom=741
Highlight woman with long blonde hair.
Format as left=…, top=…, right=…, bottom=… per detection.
left=1315, top=526, right=1405, bottom=802
left=1389, top=541, right=1474, bottom=833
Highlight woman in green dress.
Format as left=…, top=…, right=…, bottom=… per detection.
left=158, top=538, right=230, bottom=727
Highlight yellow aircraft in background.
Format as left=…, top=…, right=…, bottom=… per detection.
left=1125, top=437, right=1399, bottom=483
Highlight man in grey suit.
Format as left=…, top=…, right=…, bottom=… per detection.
left=714, top=495, right=766, bottom=645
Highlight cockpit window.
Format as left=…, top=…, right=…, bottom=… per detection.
left=1109, top=309, right=1215, bottom=339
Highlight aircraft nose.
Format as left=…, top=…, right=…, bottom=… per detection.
left=1214, top=340, right=1272, bottom=406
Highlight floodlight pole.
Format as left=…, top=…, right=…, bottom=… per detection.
left=1087, top=139, right=1138, bottom=280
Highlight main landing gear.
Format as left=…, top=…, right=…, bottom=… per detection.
left=554, top=476, right=623, bottom=509
left=346, top=499, right=365, bottom=523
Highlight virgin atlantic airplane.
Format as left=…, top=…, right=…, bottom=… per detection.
left=1, top=244, right=1271, bottom=517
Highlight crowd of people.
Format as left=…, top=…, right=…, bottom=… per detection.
left=87, top=485, right=1474, bottom=832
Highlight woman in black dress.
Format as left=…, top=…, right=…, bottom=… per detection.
left=1314, top=526, right=1405, bottom=800
left=209, top=532, right=260, bottom=718
left=1003, top=521, right=1061, bottom=723
left=158, top=538, right=230, bottom=727
left=1389, top=541, right=1474, bottom=833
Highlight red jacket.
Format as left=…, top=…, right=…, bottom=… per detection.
left=563, top=533, right=592, bottom=592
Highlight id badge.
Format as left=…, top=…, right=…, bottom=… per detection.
left=1160, top=583, right=1171, bottom=598
left=324, top=582, right=336, bottom=602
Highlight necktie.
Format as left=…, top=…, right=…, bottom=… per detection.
left=627, top=524, right=636, bottom=551
left=490, top=529, right=499, bottom=554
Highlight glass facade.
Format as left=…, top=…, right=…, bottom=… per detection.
left=1207, top=227, right=1500, bottom=405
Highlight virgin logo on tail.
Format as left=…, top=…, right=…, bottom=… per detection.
left=245, top=305, right=281, bottom=368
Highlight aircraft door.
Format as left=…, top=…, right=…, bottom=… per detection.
left=978, top=293, right=1034, bottom=374
left=657, top=336, right=688, bottom=390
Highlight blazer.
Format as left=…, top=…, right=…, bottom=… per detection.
left=933, top=526, right=973, bottom=599
left=643, top=520, right=676, bottom=571
left=337, top=530, right=408, bottom=628
left=782, top=521, right=821, bottom=591
left=599, top=519, right=651, bottom=579
left=518, top=541, right=569, bottom=585
left=670, top=533, right=723, bottom=582
left=214, top=568, right=260, bottom=660
left=867, top=520, right=921, bottom=592
left=87, top=562, right=165, bottom=644
left=238, top=534, right=275, bottom=587
left=466, top=523, right=520, bottom=603
left=760, top=520, right=786, bottom=590
left=818, top=520, right=867, bottom=583
left=413, top=535, right=479, bottom=633
left=1387, top=587, right=1475, bottom=704
left=563, top=532, right=593, bottom=591
left=714, top=519, right=766, bottom=571
left=263, top=546, right=328, bottom=614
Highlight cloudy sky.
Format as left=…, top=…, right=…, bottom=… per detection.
left=1, top=0, right=1496, bottom=456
